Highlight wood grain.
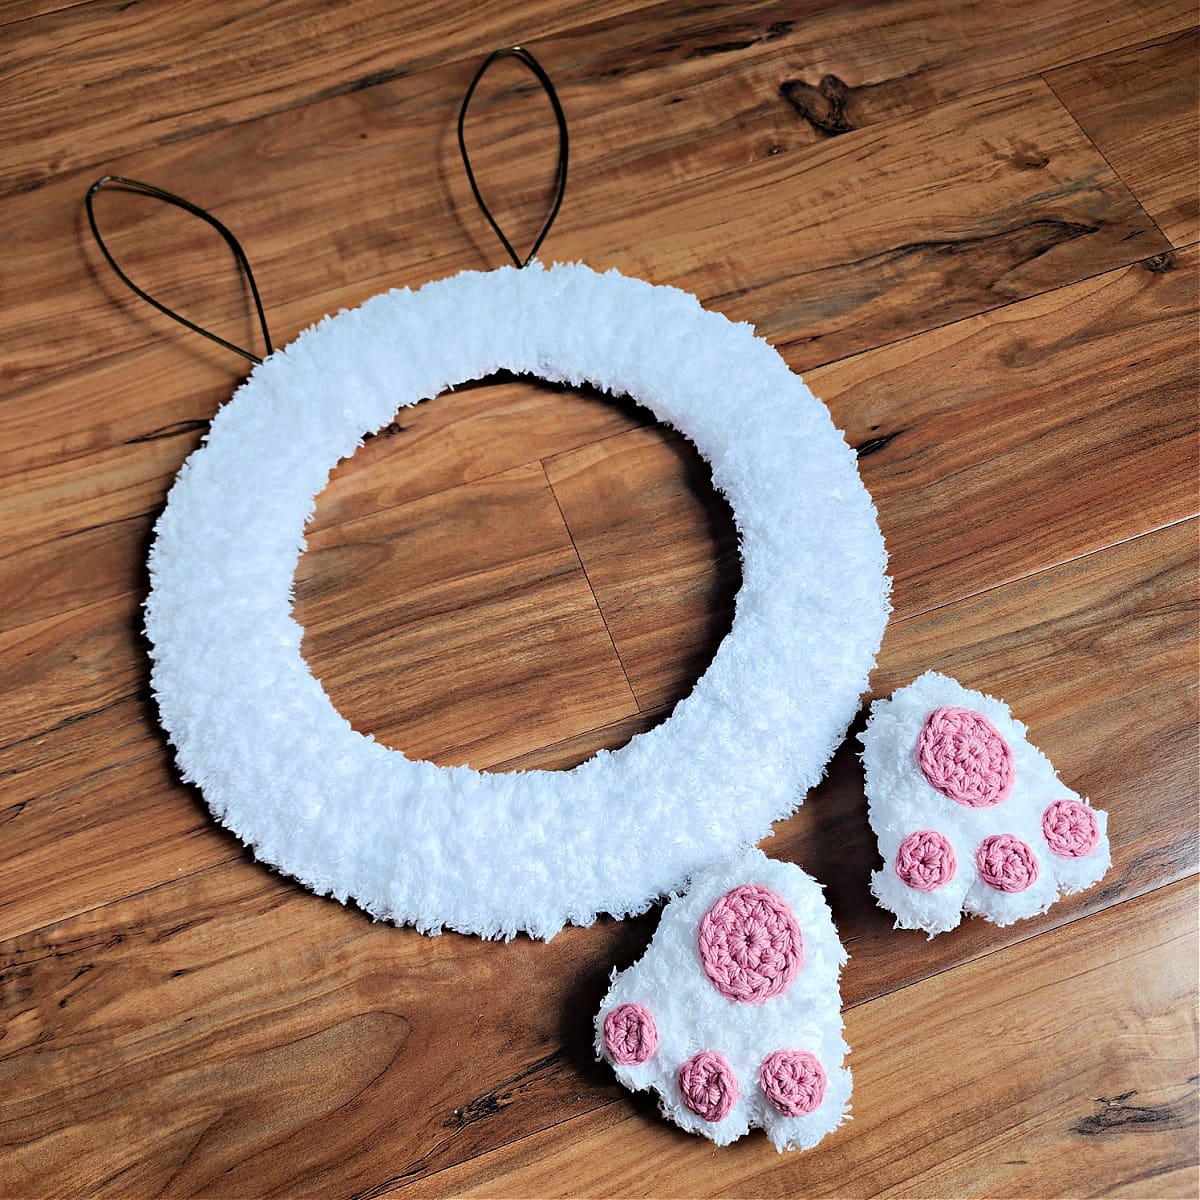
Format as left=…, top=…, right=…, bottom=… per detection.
left=542, top=246, right=1198, bottom=691
left=544, top=427, right=740, bottom=710
left=0, top=0, right=102, bottom=26
left=1, top=520, right=1192, bottom=1196
left=2, top=73, right=1174, bottom=660
left=2, top=18, right=1174, bottom=395
left=0, top=74, right=1169, bottom=584
left=1047, top=28, right=1200, bottom=247
left=498, top=519, right=1200, bottom=1030
left=814, top=243, right=1200, bottom=618
left=4, top=0, right=1192, bottom=200
left=10, top=233, right=1194, bottom=935
left=296, top=461, right=637, bottom=767
left=0, top=855, right=642, bottom=1199
left=1, top=2, right=1197, bottom=1196
left=400, top=878, right=1199, bottom=1200
left=0, top=379, right=646, bottom=636
left=0, top=0, right=645, bottom=191
left=777, top=519, right=1200, bottom=1007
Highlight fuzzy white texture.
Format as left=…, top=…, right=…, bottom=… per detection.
left=860, top=671, right=1111, bottom=936
left=595, top=849, right=851, bottom=1151
left=145, top=262, right=890, bottom=940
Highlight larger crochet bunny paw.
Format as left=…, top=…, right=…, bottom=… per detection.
left=861, top=671, right=1111, bottom=936
left=595, top=849, right=851, bottom=1152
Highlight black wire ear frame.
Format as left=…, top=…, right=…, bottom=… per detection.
left=84, top=175, right=273, bottom=365
left=457, top=45, right=570, bottom=268
left=85, top=47, right=567, bottom=359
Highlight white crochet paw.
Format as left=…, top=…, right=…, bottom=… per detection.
left=594, top=849, right=851, bottom=1152
left=861, top=671, right=1111, bottom=936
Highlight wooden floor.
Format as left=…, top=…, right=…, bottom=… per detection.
left=1, top=2, right=1198, bottom=1196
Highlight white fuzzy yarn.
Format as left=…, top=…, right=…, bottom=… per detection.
left=145, top=262, right=890, bottom=939
left=860, top=672, right=1111, bottom=936
left=595, top=849, right=852, bottom=1151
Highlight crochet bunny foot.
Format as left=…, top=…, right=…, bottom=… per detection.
left=595, top=849, right=851, bottom=1151
left=861, top=671, right=1111, bottom=936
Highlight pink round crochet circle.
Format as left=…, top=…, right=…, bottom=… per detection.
left=603, top=1003, right=658, bottom=1066
left=895, top=829, right=957, bottom=891
left=917, top=706, right=1014, bottom=808
left=759, top=1049, right=827, bottom=1117
left=976, top=834, right=1039, bottom=892
left=1042, top=799, right=1100, bottom=858
left=698, top=883, right=803, bottom=1004
left=678, top=1051, right=739, bottom=1122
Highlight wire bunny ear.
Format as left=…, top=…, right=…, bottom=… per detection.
left=457, top=45, right=570, bottom=268
left=85, top=175, right=273, bottom=365
left=85, top=49, right=566, bottom=358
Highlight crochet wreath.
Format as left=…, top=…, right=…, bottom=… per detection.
left=145, top=261, right=890, bottom=939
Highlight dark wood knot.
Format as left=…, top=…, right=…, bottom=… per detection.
left=780, top=74, right=855, bottom=136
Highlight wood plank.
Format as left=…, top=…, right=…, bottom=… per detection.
left=0, top=595, right=145, bottom=753
left=0, top=462, right=640, bottom=940
left=772, top=519, right=1199, bottom=1006
left=0, top=439, right=178, bottom=636
left=2, top=38, right=1173, bottom=406
left=397, top=878, right=1199, bottom=1200
left=2, top=306, right=1194, bottom=945
left=0, top=0, right=649, bottom=191
left=0, top=74, right=1170, bottom=621
left=0, top=856, right=646, bottom=1199
left=0, top=501, right=1190, bottom=1008
left=3, top=0, right=1191, bottom=199
left=0, top=0, right=92, bottom=25
left=7, top=227, right=1190, bottom=654
left=495, top=516, right=1199, bottom=1022
left=0, top=380, right=645, bottom=636
left=1047, top=28, right=1200, bottom=247
left=0, top=694, right=238, bottom=948
left=1, top=7, right=1194, bottom=1197
left=0, top=511, right=1191, bottom=1194
left=295, top=461, right=638, bottom=767
left=491, top=704, right=673, bottom=772
left=300, top=378, right=645, bottom=532
left=543, top=427, right=740, bottom=709
left=546, top=248, right=1198, bottom=693
left=813, top=242, right=1200, bottom=618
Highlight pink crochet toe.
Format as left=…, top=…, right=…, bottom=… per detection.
left=698, top=883, right=803, bottom=1004
left=917, top=706, right=1014, bottom=808
left=976, top=834, right=1038, bottom=893
left=759, top=1049, right=827, bottom=1117
left=678, top=1051, right=738, bottom=1122
left=603, top=1003, right=658, bottom=1066
left=1042, top=799, right=1100, bottom=858
left=895, top=829, right=957, bottom=891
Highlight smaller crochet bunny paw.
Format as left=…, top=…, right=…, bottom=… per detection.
left=861, top=671, right=1111, bottom=936
left=595, top=849, right=850, bottom=1151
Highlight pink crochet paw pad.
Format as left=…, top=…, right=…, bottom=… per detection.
left=595, top=849, right=851, bottom=1151
left=860, top=671, right=1111, bottom=936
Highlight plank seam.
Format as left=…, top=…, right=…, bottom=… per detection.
left=1040, top=71, right=1176, bottom=248
left=0, top=0, right=781, bottom=200
left=1039, top=24, right=1199, bottom=82
left=802, top=241, right=1194, bottom=379
left=539, top=459, right=641, bottom=711
left=7, top=232, right=1191, bottom=582
left=889, top=513, right=1199, bottom=629
left=3, top=508, right=1195, bottom=788
left=364, top=873, right=1200, bottom=1198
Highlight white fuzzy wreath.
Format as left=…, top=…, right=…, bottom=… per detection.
left=145, top=262, right=889, bottom=939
